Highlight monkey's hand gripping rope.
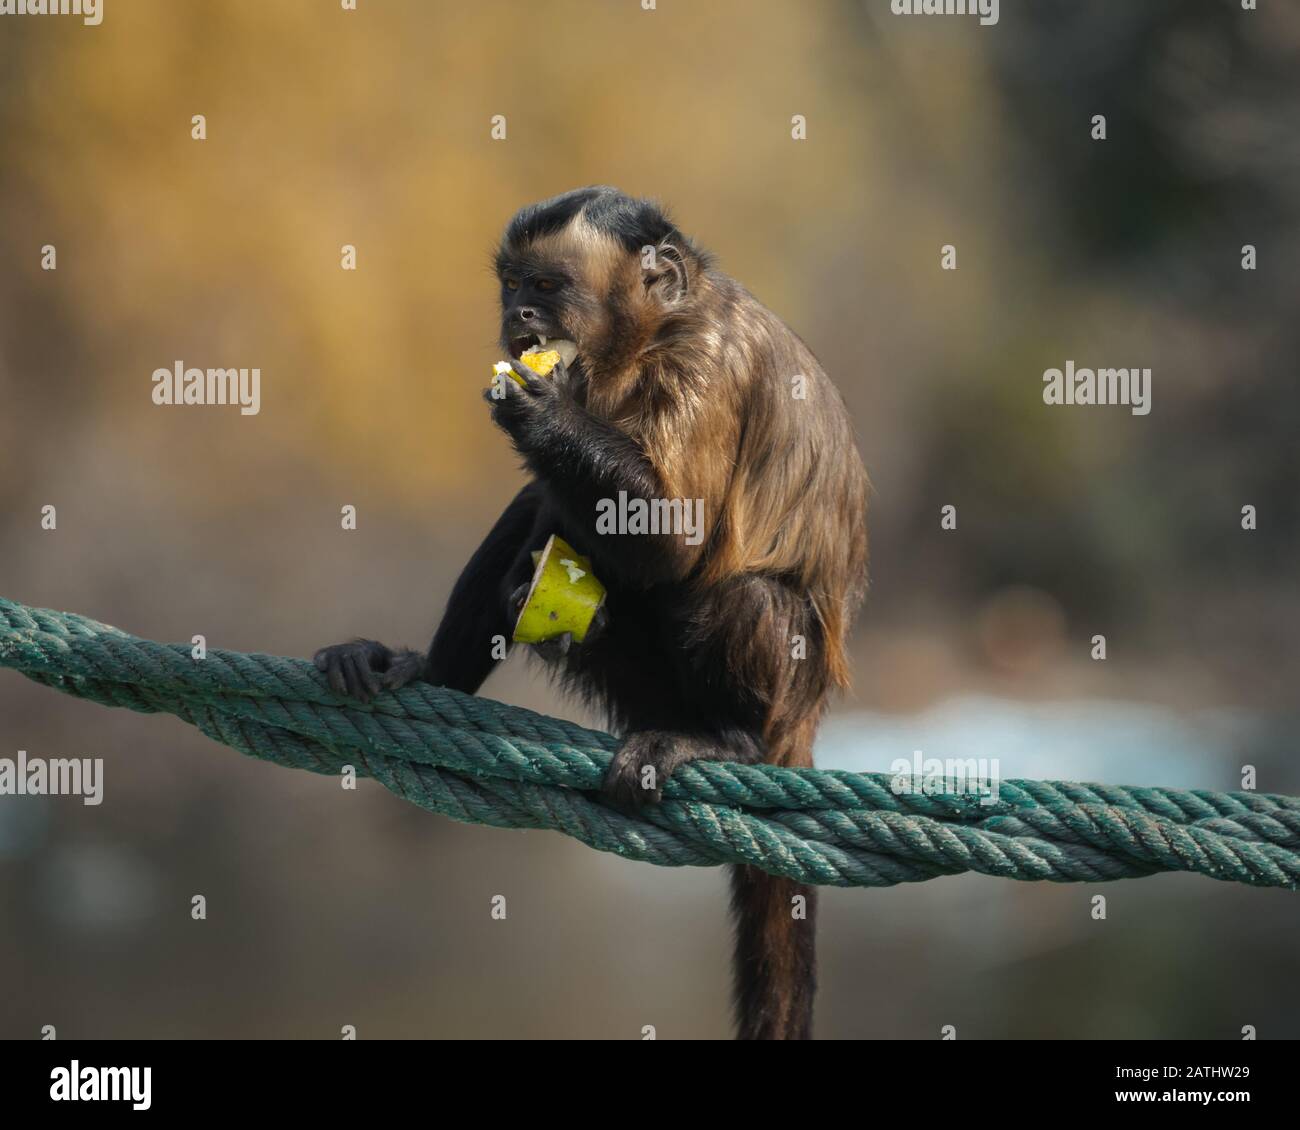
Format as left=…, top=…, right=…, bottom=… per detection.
left=1, top=597, right=1297, bottom=890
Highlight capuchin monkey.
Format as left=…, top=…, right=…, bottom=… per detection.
left=314, top=186, right=868, bottom=1040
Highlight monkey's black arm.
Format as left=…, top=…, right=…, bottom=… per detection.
left=423, top=481, right=544, bottom=693
left=530, top=405, right=658, bottom=501
left=502, top=387, right=689, bottom=585
left=313, top=482, right=541, bottom=701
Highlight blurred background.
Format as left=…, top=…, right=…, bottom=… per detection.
left=1, top=0, right=1298, bottom=1039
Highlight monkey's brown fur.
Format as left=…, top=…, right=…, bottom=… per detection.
left=316, top=187, right=867, bottom=1039
left=531, top=211, right=868, bottom=712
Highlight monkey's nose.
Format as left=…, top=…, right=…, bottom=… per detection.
left=517, top=307, right=538, bottom=322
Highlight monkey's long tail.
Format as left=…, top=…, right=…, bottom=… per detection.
left=728, top=864, right=817, bottom=1040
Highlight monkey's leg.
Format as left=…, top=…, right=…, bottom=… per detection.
left=729, top=865, right=816, bottom=1040
left=313, top=482, right=543, bottom=700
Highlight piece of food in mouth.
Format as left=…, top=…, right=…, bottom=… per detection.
left=492, top=337, right=579, bottom=385
left=512, top=533, right=607, bottom=645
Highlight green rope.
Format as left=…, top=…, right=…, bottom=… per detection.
left=1, top=596, right=1297, bottom=890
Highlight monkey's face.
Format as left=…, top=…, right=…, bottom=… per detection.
left=496, top=241, right=612, bottom=380
left=496, top=216, right=659, bottom=386
left=496, top=253, right=582, bottom=369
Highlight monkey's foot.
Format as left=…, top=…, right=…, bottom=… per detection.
left=601, top=730, right=707, bottom=809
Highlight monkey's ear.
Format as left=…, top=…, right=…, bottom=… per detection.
left=641, top=240, right=689, bottom=305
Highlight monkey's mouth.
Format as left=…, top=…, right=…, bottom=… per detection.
left=508, top=334, right=579, bottom=367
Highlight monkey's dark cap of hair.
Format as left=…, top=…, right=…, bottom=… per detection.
left=504, top=186, right=683, bottom=255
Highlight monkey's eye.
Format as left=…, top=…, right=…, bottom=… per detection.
left=535, top=278, right=559, bottom=293
left=503, top=278, right=520, bottom=291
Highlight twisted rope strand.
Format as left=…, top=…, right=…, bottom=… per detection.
left=1, top=597, right=1296, bottom=890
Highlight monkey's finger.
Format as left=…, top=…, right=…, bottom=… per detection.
left=534, top=632, right=573, bottom=662
left=507, top=360, right=551, bottom=396
left=353, top=654, right=381, bottom=701
left=600, top=749, right=660, bottom=811
left=482, top=377, right=518, bottom=404
left=341, top=653, right=373, bottom=703
left=600, top=757, right=638, bottom=810
left=607, top=774, right=660, bottom=810
left=482, top=385, right=524, bottom=415
left=324, top=655, right=349, bottom=698
left=338, top=654, right=363, bottom=701
left=358, top=655, right=383, bottom=697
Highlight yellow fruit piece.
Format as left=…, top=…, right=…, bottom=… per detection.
left=513, top=534, right=606, bottom=644
left=493, top=348, right=562, bottom=387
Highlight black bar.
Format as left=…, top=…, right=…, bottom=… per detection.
left=0, top=1038, right=1290, bottom=1116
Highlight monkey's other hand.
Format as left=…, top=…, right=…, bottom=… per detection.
left=601, top=730, right=708, bottom=810
left=508, top=580, right=576, bottom=662
left=537, top=603, right=608, bottom=658
left=483, top=359, right=564, bottom=450
left=313, top=638, right=418, bottom=704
